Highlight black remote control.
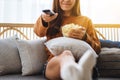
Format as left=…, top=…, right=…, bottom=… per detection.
left=42, top=9, right=55, bottom=16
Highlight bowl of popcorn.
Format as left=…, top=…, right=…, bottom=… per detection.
left=62, top=23, right=86, bottom=40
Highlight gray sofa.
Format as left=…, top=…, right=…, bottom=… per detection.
left=0, top=74, right=45, bottom=80
left=0, top=36, right=120, bottom=80
left=97, top=40, right=120, bottom=78
left=0, top=74, right=120, bottom=80
left=0, top=36, right=48, bottom=80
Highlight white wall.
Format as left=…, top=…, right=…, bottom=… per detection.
left=0, top=0, right=120, bottom=23
left=81, top=0, right=120, bottom=24
left=0, top=0, right=52, bottom=23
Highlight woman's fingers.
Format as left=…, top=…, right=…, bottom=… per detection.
left=41, top=13, right=58, bottom=22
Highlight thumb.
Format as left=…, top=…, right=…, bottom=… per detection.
left=54, top=13, right=58, bottom=18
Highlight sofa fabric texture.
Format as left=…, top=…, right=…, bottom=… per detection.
left=0, top=37, right=21, bottom=75
left=16, top=38, right=48, bottom=76
left=0, top=36, right=48, bottom=76
left=0, top=74, right=46, bottom=80
left=98, top=48, right=120, bottom=77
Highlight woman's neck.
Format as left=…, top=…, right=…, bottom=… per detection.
left=63, top=11, right=71, bottom=16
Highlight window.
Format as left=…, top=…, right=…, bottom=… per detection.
left=0, top=0, right=52, bottom=23
left=81, top=0, right=120, bottom=23
left=0, top=0, right=120, bottom=23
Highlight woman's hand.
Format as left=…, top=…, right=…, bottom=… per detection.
left=68, top=27, right=86, bottom=40
left=41, top=13, right=58, bottom=22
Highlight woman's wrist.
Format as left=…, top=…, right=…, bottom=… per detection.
left=41, top=17, right=48, bottom=27
left=82, top=32, right=87, bottom=40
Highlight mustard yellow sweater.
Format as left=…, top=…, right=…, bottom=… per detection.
left=34, top=16, right=101, bottom=61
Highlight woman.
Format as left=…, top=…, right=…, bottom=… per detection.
left=34, top=0, right=101, bottom=80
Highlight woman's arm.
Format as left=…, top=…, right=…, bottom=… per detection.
left=34, top=13, right=58, bottom=37
left=34, top=16, right=48, bottom=37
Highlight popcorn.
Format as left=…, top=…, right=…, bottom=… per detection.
left=62, top=23, right=82, bottom=37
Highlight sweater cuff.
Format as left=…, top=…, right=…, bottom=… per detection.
left=41, top=18, right=48, bottom=27
left=82, top=33, right=87, bottom=40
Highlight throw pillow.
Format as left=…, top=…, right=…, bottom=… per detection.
left=44, top=37, right=97, bottom=61
left=100, top=39, right=120, bottom=48
left=100, top=47, right=120, bottom=54
left=0, top=36, right=21, bottom=75
left=16, top=38, right=48, bottom=76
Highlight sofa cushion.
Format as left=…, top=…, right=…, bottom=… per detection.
left=45, top=37, right=97, bottom=61
left=0, top=74, right=46, bottom=80
left=16, top=38, right=48, bottom=76
left=97, top=47, right=120, bottom=77
left=0, top=36, right=21, bottom=75
left=100, top=39, right=120, bottom=48
left=100, top=47, right=120, bottom=55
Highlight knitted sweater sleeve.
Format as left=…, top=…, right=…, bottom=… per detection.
left=34, top=16, right=48, bottom=37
